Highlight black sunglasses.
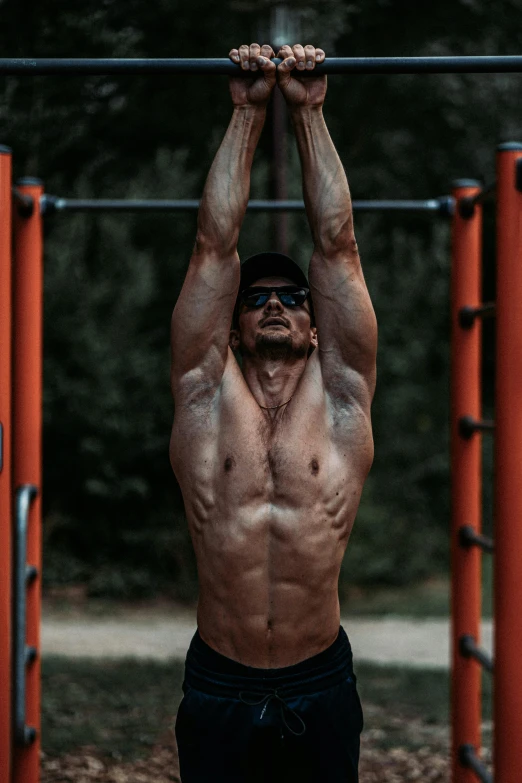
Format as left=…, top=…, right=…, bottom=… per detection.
left=240, top=285, right=310, bottom=309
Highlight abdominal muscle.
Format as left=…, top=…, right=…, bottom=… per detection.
left=189, top=500, right=351, bottom=668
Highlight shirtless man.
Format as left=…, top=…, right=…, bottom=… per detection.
left=170, top=41, right=377, bottom=783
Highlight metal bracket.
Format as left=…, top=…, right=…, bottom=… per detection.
left=11, top=186, right=34, bottom=217
left=14, top=483, right=39, bottom=746
left=458, top=744, right=493, bottom=783
left=458, top=416, right=495, bottom=439
left=458, top=303, right=496, bottom=329
left=459, top=635, right=494, bottom=673
left=459, top=525, right=494, bottom=554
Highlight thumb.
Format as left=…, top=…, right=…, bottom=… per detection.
left=277, top=56, right=296, bottom=88
left=257, top=56, right=276, bottom=81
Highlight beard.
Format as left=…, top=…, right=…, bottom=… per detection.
left=253, top=331, right=308, bottom=361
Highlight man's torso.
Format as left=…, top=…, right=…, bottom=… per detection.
left=170, top=349, right=373, bottom=667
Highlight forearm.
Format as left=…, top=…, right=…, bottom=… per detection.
left=195, top=104, right=266, bottom=256
left=291, top=106, right=356, bottom=258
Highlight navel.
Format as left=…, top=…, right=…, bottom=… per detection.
left=309, top=458, right=320, bottom=476
left=224, top=456, right=235, bottom=473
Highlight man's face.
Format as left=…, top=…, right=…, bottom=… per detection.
left=231, top=276, right=317, bottom=360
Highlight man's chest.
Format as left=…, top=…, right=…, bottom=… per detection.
left=174, top=398, right=365, bottom=509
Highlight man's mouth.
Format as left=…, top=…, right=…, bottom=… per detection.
left=262, top=317, right=288, bottom=327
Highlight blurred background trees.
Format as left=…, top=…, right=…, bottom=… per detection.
left=0, top=0, right=514, bottom=598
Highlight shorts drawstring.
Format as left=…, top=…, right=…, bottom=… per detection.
left=239, top=688, right=307, bottom=736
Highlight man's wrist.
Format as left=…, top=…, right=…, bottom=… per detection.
left=233, top=103, right=268, bottom=117
left=289, top=104, right=324, bottom=123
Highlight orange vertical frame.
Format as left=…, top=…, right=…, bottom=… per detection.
left=0, top=147, right=13, bottom=783
left=12, top=178, right=44, bottom=783
left=494, top=143, right=522, bottom=783
left=450, top=180, right=483, bottom=782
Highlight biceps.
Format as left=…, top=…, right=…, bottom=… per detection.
left=171, top=252, right=240, bottom=383
left=311, top=261, right=377, bottom=383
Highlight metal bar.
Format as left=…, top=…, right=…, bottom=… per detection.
left=13, top=484, right=38, bottom=747
left=459, top=183, right=496, bottom=218
left=458, top=416, right=494, bottom=439
left=3, top=56, right=522, bottom=75
left=459, top=303, right=496, bottom=329
left=12, top=177, right=44, bottom=782
left=458, top=746, right=493, bottom=783
left=459, top=635, right=494, bottom=673
left=40, top=195, right=452, bottom=215
left=494, top=141, right=522, bottom=783
left=11, top=187, right=34, bottom=217
left=450, top=180, right=483, bottom=783
left=459, top=525, right=494, bottom=554
left=0, top=145, right=12, bottom=783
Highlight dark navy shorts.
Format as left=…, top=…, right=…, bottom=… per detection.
left=175, top=626, right=363, bottom=782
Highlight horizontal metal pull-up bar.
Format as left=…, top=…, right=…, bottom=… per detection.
left=39, top=195, right=453, bottom=216
left=3, top=56, right=522, bottom=75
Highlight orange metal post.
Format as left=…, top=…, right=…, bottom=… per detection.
left=494, top=143, right=522, bottom=783
left=12, top=178, right=44, bottom=783
left=0, top=147, right=13, bottom=783
left=450, top=180, right=483, bottom=783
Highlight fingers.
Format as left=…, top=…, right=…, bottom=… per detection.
left=260, top=44, right=275, bottom=60
left=249, top=43, right=261, bottom=71
left=277, top=45, right=294, bottom=62
left=292, top=44, right=306, bottom=71
left=304, top=45, right=316, bottom=70
left=229, top=43, right=275, bottom=71
left=239, top=44, right=250, bottom=70
left=229, top=48, right=240, bottom=64
left=276, top=44, right=326, bottom=71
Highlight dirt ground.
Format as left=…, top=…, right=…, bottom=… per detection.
left=41, top=602, right=494, bottom=668
left=41, top=729, right=451, bottom=783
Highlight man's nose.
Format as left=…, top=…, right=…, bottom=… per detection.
left=264, top=291, right=284, bottom=311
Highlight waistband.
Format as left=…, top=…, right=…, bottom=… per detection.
left=184, top=625, right=353, bottom=699
left=183, top=626, right=354, bottom=736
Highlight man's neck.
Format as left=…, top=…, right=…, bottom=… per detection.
left=242, top=355, right=307, bottom=409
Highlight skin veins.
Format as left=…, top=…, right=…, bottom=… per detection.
left=170, top=42, right=377, bottom=668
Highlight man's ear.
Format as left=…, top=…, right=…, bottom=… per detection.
left=310, top=326, right=318, bottom=350
left=229, top=329, right=240, bottom=352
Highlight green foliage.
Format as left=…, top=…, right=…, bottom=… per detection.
left=0, top=0, right=514, bottom=596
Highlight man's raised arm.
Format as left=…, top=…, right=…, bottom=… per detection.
left=171, top=44, right=276, bottom=402
left=277, top=45, right=377, bottom=405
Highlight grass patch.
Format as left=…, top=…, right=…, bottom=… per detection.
left=357, top=662, right=492, bottom=753
left=42, top=656, right=184, bottom=761
left=42, top=654, right=493, bottom=762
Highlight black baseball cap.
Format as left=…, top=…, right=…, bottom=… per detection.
left=234, top=251, right=314, bottom=326
left=239, top=251, right=310, bottom=291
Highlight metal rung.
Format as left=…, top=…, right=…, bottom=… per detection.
left=459, top=303, right=496, bottom=329
left=458, top=744, right=493, bottom=783
left=14, top=483, right=38, bottom=746
left=459, top=525, right=494, bottom=554
left=459, top=635, right=494, bottom=673
left=459, top=415, right=494, bottom=439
